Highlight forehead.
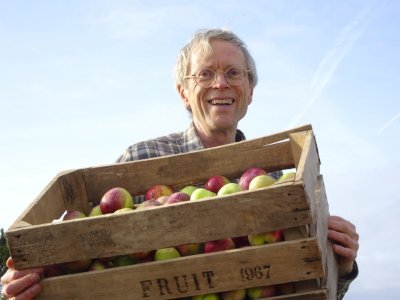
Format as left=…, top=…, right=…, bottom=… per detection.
left=190, top=40, right=246, bottom=69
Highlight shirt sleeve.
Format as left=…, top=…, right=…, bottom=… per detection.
left=337, top=261, right=359, bottom=299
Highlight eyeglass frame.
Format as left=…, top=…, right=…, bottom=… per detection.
left=184, top=66, right=251, bottom=88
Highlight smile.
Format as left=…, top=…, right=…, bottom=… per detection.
left=208, top=98, right=234, bottom=105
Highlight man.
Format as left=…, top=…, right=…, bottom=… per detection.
left=1, top=28, right=359, bottom=299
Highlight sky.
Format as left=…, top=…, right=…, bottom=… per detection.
left=0, top=0, right=399, bottom=299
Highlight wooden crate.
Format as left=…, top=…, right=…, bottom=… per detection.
left=6, top=124, right=338, bottom=299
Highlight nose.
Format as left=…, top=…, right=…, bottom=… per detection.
left=212, top=71, right=229, bottom=89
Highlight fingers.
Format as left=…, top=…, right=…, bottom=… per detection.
left=328, top=215, right=360, bottom=276
left=2, top=273, right=42, bottom=300
left=1, top=258, right=44, bottom=300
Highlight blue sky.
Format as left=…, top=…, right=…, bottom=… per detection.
left=1, top=1, right=399, bottom=299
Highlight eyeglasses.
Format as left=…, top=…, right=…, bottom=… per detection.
left=184, top=66, right=250, bottom=88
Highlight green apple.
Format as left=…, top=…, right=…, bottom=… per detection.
left=88, top=204, right=102, bottom=217
left=217, top=183, right=242, bottom=196
left=154, top=247, right=181, bottom=261
left=248, top=175, right=276, bottom=190
left=190, top=188, right=216, bottom=201
left=192, top=293, right=220, bottom=300
left=180, top=185, right=198, bottom=196
left=114, top=207, right=134, bottom=214
left=276, top=171, right=296, bottom=183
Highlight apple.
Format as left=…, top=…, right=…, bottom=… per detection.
left=217, top=182, right=242, bottom=196
left=62, top=210, right=86, bottom=221
left=113, top=255, right=136, bottom=267
left=177, top=243, right=204, bottom=256
left=154, top=247, right=181, bottom=261
left=204, top=175, right=230, bottom=193
left=276, top=171, right=296, bottom=183
left=190, top=188, right=216, bottom=201
left=136, top=199, right=163, bottom=210
left=180, top=185, right=198, bottom=196
left=232, top=236, right=250, bottom=248
left=278, top=282, right=296, bottom=294
left=100, top=187, right=133, bottom=214
left=88, top=259, right=108, bottom=271
left=248, top=229, right=284, bottom=246
left=165, top=192, right=190, bottom=205
left=238, top=167, right=267, bottom=190
left=114, top=207, right=134, bottom=214
left=62, top=258, right=93, bottom=273
left=88, top=204, right=102, bottom=217
left=221, top=289, right=246, bottom=300
left=145, top=184, right=174, bottom=200
left=156, top=195, right=170, bottom=204
left=43, top=264, right=64, bottom=278
left=248, top=175, right=276, bottom=190
left=127, top=250, right=154, bottom=263
left=192, top=294, right=220, bottom=300
left=204, top=238, right=235, bottom=253
left=246, top=285, right=278, bottom=299
left=264, top=229, right=284, bottom=243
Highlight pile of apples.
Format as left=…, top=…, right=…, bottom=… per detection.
left=46, top=167, right=297, bottom=299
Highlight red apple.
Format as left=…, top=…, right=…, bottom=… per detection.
left=100, top=187, right=133, bottom=214
left=248, top=229, right=284, bottom=246
left=127, top=250, right=154, bottom=263
left=232, top=236, right=250, bottom=248
left=177, top=243, right=204, bottom=256
left=62, top=210, right=86, bottom=221
left=264, top=229, right=284, bottom=243
left=165, top=192, right=190, bottom=205
left=278, top=282, right=296, bottom=294
left=246, top=285, right=279, bottom=299
left=43, top=264, right=64, bottom=278
left=204, top=238, right=235, bottom=253
left=204, top=175, right=230, bottom=193
left=145, top=184, right=174, bottom=200
left=238, top=167, right=267, bottom=190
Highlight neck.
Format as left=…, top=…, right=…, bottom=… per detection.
left=194, top=124, right=237, bottom=148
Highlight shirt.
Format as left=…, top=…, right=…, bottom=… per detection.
left=116, top=122, right=357, bottom=299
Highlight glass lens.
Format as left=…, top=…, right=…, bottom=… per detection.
left=193, top=67, right=246, bottom=88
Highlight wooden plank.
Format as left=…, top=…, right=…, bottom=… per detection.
left=8, top=171, right=70, bottom=228
left=289, top=131, right=308, bottom=169
left=82, top=140, right=296, bottom=205
left=315, top=175, right=338, bottom=300
left=8, top=182, right=312, bottom=269
left=266, top=289, right=328, bottom=299
left=36, top=238, right=323, bottom=300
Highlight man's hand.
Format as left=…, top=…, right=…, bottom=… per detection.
left=328, top=215, right=359, bottom=276
left=1, top=257, right=43, bottom=300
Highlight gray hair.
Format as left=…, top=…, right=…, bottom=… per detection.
left=174, top=28, right=258, bottom=88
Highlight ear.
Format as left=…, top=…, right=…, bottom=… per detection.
left=177, top=83, right=191, bottom=110
left=248, top=85, right=254, bottom=105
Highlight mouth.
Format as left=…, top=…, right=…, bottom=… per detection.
left=208, top=98, right=235, bottom=105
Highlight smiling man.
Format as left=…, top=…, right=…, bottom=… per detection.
left=1, top=28, right=358, bottom=300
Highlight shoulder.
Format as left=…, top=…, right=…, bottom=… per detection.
left=116, top=132, right=186, bottom=162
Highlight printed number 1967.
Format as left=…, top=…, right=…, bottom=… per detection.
left=240, top=265, right=271, bottom=282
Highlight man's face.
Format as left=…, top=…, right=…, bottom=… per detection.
left=178, top=40, right=254, bottom=135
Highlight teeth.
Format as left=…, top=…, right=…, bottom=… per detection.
left=210, top=99, right=233, bottom=105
